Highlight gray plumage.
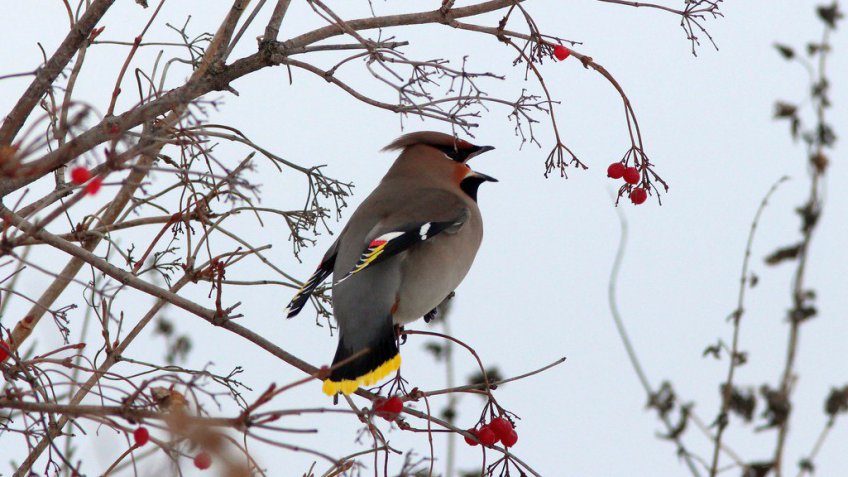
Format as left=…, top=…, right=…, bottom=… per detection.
left=285, top=131, right=496, bottom=395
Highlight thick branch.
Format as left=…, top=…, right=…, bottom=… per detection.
left=263, top=0, right=293, bottom=41
left=0, top=0, right=520, bottom=197
left=281, top=0, right=521, bottom=49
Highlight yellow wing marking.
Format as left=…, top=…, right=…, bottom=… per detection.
left=349, top=243, right=387, bottom=274
left=335, top=232, right=402, bottom=285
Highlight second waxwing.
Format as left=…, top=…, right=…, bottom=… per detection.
left=285, top=131, right=497, bottom=395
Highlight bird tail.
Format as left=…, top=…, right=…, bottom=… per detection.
left=322, top=321, right=400, bottom=396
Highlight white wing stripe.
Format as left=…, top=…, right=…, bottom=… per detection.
left=419, top=223, right=431, bottom=240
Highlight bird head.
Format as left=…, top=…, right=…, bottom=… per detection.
left=384, top=131, right=495, bottom=163
left=383, top=131, right=497, bottom=200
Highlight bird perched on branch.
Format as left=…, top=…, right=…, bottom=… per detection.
left=285, top=131, right=497, bottom=396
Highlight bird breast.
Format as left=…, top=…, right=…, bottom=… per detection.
left=393, top=213, right=483, bottom=324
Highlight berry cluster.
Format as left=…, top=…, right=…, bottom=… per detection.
left=373, top=395, right=404, bottom=422
left=607, top=162, right=648, bottom=205
left=130, top=426, right=211, bottom=470
left=464, top=416, right=518, bottom=448
left=69, top=166, right=103, bottom=195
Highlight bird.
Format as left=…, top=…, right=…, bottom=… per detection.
left=284, top=131, right=497, bottom=396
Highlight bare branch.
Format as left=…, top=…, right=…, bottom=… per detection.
left=0, top=0, right=116, bottom=145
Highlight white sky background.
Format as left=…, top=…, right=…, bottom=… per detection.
left=1, top=1, right=847, bottom=476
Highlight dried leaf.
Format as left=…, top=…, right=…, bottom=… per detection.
left=466, top=367, right=502, bottom=387
left=799, top=459, right=815, bottom=474
left=810, top=152, right=829, bottom=173
left=807, top=42, right=821, bottom=55
left=817, top=123, right=837, bottom=146
left=424, top=342, right=443, bottom=360
left=790, top=305, right=818, bottom=323
left=764, top=244, right=802, bottom=265
left=724, top=385, right=756, bottom=422
left=816, top=2, right=843, bottom=29
left=742, top=462, right=774, bottom=477
left=759, top=385, right=790, bottom=428
left=791, top=117, right=801, bottom=140
left=796, top=202, right=821, bottom=233
left=703, top=342, right=722, bottom=359
left=773, top=101, right=797, bottom=119
left=774, top=43, right=795, bottom=60
left=648, top=381, right=676, bottom=417
left=824, top=385, right=848, bottom=417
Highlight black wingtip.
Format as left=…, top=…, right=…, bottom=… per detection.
left=285, top=256, right=336, bottom=319
left=283, top=303, right=300, bottom=319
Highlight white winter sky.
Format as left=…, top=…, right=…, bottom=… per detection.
left=1, top=1, right=846, bottom=476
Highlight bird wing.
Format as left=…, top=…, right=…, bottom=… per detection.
left=284, top=239, right=339, bottom=318
left=335, top=190, right=469, bottom=285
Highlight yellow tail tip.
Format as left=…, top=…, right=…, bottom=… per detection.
left=322, top=354, right=401, bottom=396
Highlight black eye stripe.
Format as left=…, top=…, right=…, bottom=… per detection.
left=435, top=144, right=471, bottom=162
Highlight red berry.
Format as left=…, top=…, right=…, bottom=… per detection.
left=193, top=451, right=212, bottom=470
left=623, top=167, right=641, bottom=185
left=477, top=425, right=497, bottom=446
left=383, top=396, right=403, bottom=413
left=133, top=427, right=149, bottom=446
left=464, top=428, right=480, bottom=446
left=553, top=45, right=571, bottom=61
left=607, top=162, right=625, bottom=179
left=0, top=340, right=9, bottom=361
left=374, top=396, right=404, bottom=421
left=70, top=166, right=91, bottom=185
left=501, top=429, right=518, bottom=448
left=489, top=417, right=513, bottom=441
left=84, top=177, right=103, bottom=195
left=630, top=187, right=648, bottom=205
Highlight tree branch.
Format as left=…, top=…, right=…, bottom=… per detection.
left=0, top=0, right=116, bottom=145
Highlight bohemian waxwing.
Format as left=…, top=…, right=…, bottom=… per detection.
left=285, top=131, right=497, bottom=395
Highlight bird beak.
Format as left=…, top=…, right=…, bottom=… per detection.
left=465, top=145, right=495, bottom=162
left=468, top=170, right=498, bottom=183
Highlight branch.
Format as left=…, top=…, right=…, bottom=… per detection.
left=709, top=176, right=788, bottom=476
left=263, top=0, right=293, bottom=42
left=280, top=0, right=523, bottom=49
left=0, top=0, right=116, bottom=145
left=0, top=205, right=222, bottom=322
left=608, top=205, right=703, bottom=477
left=0, top=0, right=522, bottom=197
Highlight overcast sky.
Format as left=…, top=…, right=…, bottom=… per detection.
left=1, top=1, right=846, bottom=476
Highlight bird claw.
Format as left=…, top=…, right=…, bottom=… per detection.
left=394, top=324, right=407, bottom=345
left=424, top=308, right=439, bottom=323
left=424, top=291, right=456, bottom=323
